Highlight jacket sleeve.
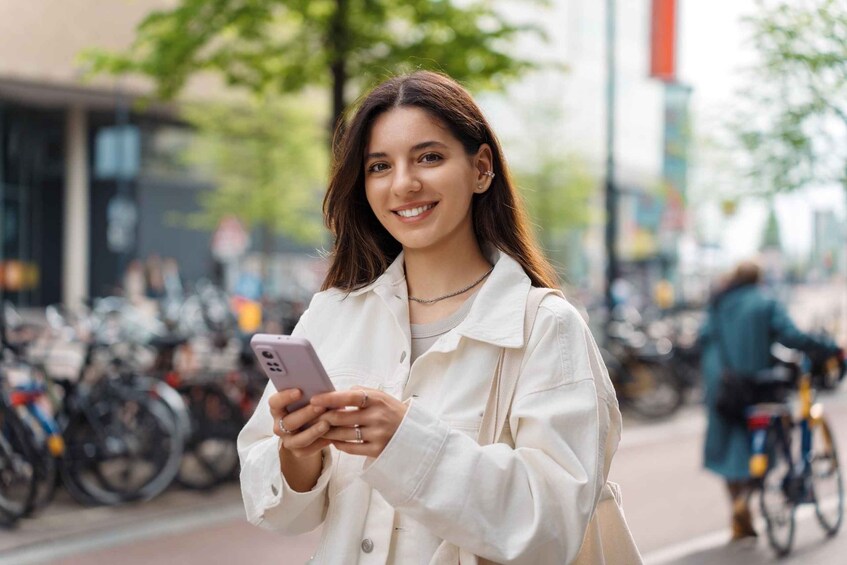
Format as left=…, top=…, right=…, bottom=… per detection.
left=360, top=300, right=621, bottom=564
left=770, top=300, right=837, bottom=353
left=236, top=306, right=333, bottom=534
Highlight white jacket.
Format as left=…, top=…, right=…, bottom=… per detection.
left=237, top=248, right=622, bottom=564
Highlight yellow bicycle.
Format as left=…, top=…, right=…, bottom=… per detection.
left=747, top=351, right=845, bottom=556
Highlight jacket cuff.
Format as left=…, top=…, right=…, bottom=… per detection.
left=241, top=437, right=332, bottom=527
left=360, top=399, right=450, bottom=505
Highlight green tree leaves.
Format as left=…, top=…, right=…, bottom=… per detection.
left=734, top=0, right=847, bottom=195
left=83, top=0, right=549, bottom=129
left=180, top=95, right=329, bottom=246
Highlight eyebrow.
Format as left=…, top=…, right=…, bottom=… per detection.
left=365, top=140, right=449, bottom=160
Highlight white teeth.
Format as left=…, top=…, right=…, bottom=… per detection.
left=396, top=204, right=435, bottom=218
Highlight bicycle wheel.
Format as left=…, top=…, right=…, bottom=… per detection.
left=62, top=383, right=183, bottom=505
left=811, top=418, right=843, bottom=536
left=760, top=425, right=796, bottom=556
left=0, top=404, right=38, bottom=522
left=176, top=383, right=242, bottom=490
left=623, top=360, right=683, bottom=420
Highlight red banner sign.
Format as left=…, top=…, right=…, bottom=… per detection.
left=650, top=0, right=676, bottom=81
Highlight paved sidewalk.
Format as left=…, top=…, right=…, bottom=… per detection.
left=0, top=485, right=246, bottom=563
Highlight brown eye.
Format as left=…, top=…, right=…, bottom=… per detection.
left=420, top=153, right=442, bottom=164
left=367, top=162, right=390, bottom=173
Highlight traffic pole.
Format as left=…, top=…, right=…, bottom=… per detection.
left=604, top=0, right=618, bottom=323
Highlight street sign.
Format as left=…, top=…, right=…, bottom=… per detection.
left=107, top=195, right=138, bottom=253
left=211, top=216, right=250, bottom=261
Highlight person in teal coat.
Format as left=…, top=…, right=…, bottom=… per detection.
left=698, top=261, right=841, bottom=540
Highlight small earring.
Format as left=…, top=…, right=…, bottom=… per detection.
left=483, top=171, right=495, bottom=179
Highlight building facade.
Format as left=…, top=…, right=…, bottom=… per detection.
left=0, top=0, right=322, bottom=307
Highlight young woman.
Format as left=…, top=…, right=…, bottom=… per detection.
left=238, top=71, right=622, bottom=563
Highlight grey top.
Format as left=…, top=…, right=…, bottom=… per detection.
left=410, top=291, right=480, bottom=365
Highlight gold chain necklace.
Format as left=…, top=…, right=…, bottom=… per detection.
left=408, top=266, right=494, bottom=304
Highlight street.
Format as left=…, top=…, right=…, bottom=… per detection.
left=613, top=391, right=847, bottom=564
left=2, top=388, right=846, bottom=565
left=2, top=0, right=845, bottom=561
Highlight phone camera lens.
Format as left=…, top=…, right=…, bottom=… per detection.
left=262, top=351, right=273, bottom=360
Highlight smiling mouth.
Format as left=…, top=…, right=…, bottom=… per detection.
left=393, top=203, right=437, bottom=218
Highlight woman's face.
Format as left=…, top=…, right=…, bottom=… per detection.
left=364, top=106, right=492, bottom=254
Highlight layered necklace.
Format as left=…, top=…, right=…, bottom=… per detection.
left=408, top=266, right=494, bottom=304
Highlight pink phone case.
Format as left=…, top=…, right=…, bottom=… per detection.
left=250, top=333, right=335, bottom=412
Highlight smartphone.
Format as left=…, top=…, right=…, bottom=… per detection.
left=250, top=333, right=335, bottom=413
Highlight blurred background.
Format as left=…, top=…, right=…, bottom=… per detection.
left=0, top=0, right=845, bottom=563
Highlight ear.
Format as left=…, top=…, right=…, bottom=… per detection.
left=473, top=144, right=495, bottom=194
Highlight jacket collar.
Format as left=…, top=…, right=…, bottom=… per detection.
left=347, top=245, right=532, bottom=349
left=451, top=246, right=531, bottom=349
left=348, top=252, right=407, bottom=298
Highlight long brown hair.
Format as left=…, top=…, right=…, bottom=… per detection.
left=321, top=71, right=558, bottom=291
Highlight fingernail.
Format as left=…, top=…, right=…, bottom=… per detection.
left=313, top=406, right=325, bottom=414
left=292, top=389, right=302, bottom=399
left=319, top=422, right=330, bottom=432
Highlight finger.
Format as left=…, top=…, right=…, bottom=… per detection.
left=284, top=420, right=331, bottom=451
left=321, top=426, right=364, bottom=443
left=279, top=405, right=327, bottom=436
left=319, top=408, right=367, bottom=428
left=268, top=389, right=302, bottom=415
left=292, top=438, right=333, bottom=458
left=330, top=439, right=378, bottom=457
left=286, top=438, right=332, bottom=460
left=311, top=389, right=374, bottom=409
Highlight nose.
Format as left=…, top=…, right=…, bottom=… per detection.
left=391, top=164, right=422, bottom=197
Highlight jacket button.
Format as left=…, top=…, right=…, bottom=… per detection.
left=361, top=538, right=374, bottom=553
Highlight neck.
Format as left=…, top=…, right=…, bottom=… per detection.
left=404, top=238, right=491, bottom=301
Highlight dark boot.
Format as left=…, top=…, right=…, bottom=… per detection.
left=731, top=495, right=758, bottom=540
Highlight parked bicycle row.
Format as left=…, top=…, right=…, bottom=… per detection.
left=0, top=283, right=269, bottom=527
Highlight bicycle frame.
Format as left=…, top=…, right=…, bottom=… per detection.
left=749, top=374, right=818, bottom=493
left=8, top=385, right=65, bottom=458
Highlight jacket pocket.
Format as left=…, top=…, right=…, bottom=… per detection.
left=445, top=418, right=482, bottom=439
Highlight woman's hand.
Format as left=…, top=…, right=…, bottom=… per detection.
left=269, top=388, right=331, bottom=458
left=311, top=387, right=408, bottom=458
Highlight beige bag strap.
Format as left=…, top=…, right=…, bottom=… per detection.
left=478, top=287, right=562, bottom=446
left=445, top=288, right=558, bottom=565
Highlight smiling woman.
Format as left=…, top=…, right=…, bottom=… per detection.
left=237, top=71, right=635, bottom=564
left=321, top=71, right=557, bottom=296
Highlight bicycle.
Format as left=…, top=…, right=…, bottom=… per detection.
left=748, top=349, right=846, bottom=556
left=6, top=304, right=185, bottom=507
left=601, top=308, right=683, bottom=420
left=2, top=363, right=63, bottom=516
left=0, top=395, right=38, bottom=525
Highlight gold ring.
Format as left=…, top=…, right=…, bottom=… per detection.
left=360, top=391, right=368, bottom=409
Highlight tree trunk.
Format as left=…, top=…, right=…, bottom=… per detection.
left=330, top=60, right=347, bottom=144
left=329, top=0, right=349, bottom=144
